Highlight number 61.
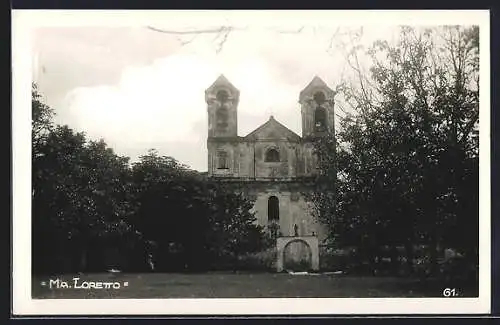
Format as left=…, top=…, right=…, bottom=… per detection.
left=443, top=288, right=456, bottom=297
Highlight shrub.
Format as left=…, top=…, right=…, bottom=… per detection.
left=319, top=246, right=356, bottom=272
left=234, top=248, right=277, bottom=272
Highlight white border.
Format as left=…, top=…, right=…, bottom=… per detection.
left=12, top=10, right=491, bottom=315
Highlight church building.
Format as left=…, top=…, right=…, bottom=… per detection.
left=205, top=75, right=335, bottom=244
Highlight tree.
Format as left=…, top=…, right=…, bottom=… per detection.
left=32, top=82, right=54, bottom=158
left=204, top=182, right=266, bottom=265
left=31, top=95, right=266, bottom=274
left=32, top=89, right=140, bottom=273
left=129, top=150, right=267, bottom=272
left=312, top=26, right=479, bottom=278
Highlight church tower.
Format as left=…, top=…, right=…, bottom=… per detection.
left=205, top=75, right=240, bottom=138
left=299, top=76, right=336, bottom=139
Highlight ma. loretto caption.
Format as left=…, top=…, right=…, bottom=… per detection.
left=41, top=277, right=129, bottom=290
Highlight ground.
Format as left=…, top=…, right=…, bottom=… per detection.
left=32, top=272, right=478, bottom=299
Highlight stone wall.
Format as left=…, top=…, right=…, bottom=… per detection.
left=276, top=236, right=320, bottom=272
left=243, top=182, right=328, bottom=243
left=207, top=139, right=317, bottom=179
left=205, top=75, right=335, bottom=253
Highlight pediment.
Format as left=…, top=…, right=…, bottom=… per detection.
left=245, top=116, right=301, bottom=142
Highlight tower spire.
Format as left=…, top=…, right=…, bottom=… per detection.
left=205, top=75, right=239, bottom=138
left=299, top=76, right=336, bottom=138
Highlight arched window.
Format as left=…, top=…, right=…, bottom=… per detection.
left=265, top=148, right=280, bottom=162
left=216, top=150, right=228, bottom=169
left=314, top=106, right=327, bottom=132
left=313, top=91, right=326, bottom=105
left=268, top=196, right=279, bottom=222
left=216, top=106, right=228, bottom=129
left=216, top=89, right=229, bottom=103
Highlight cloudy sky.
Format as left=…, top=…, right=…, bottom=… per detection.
left=27, top=11, right=480, bottom=171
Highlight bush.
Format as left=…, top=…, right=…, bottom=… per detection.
left=439, top=251, right=478, bottom=285
left=319, top=246, right=356, bottom=272
left=234, top=248, right=277, bottom=272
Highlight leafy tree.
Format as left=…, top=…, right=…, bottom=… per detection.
left=129, top=150, right=266, bottom=272
left=32, top=82, right=54, bottom=158
left=32, top=86, right=140, bottom=273
left=32, top=125, right=140, bottom=273
left=204, top=182, right=266, bottom=264
left=312, top=26, right=479, bottom=278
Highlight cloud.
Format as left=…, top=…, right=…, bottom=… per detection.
left=33, top=23, right=399, bottom=171
left=33, top=27, right=179, bottom=114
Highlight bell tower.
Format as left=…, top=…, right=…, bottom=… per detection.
left=205, top=75, right=239, bottom=138
left=299, top=76, right=335, bottom=139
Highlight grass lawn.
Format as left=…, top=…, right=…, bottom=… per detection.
left=32, top=272, right=478, bottom=299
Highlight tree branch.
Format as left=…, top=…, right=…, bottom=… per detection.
left=147, top=25, right=250, bottom=54
left=458, top=108, right=479, bottom=146
left=147, top=25, right=232, bottom=35
left=274, top=26, right=305, bottom=34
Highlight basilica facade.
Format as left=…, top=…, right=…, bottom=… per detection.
left=205, top=75, right=335, bottom=243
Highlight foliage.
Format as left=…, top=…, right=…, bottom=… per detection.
left=32, top=122, right=139, bottom=273
left=32, top=83, right=54, bottom=158
left=129, top=150, right=267, bottom=271
left=234, top=248, right=277, bottom=272
left=31, top=91, right=267, bottom=274
left=311, top=26, right=479, bottom=280
left=31, top=26, right=480, bottom=280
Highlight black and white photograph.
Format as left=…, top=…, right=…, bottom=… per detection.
left=12, top=10, right=491, bottom=315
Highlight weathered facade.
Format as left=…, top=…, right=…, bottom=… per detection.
left=205, top=75, right=335, bottom=243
